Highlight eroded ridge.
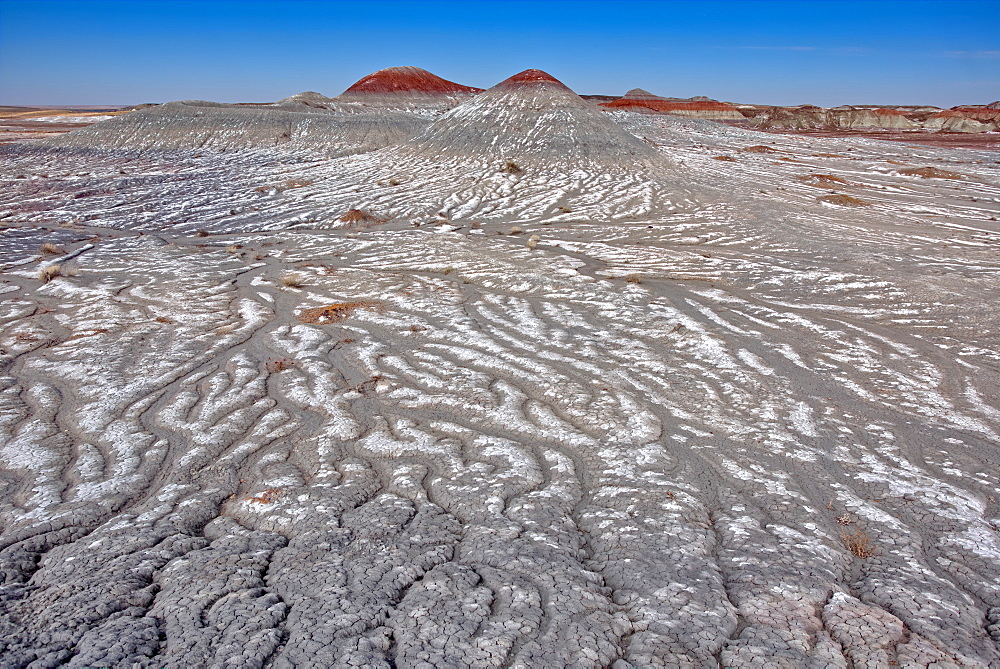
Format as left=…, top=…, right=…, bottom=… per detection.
left=0, top=96, right=999, bottom=667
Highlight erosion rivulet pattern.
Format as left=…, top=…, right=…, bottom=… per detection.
left=1, top=69, right=1000, bottom=667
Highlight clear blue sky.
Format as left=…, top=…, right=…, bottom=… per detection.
left=1, top=0, right=997, bottom=107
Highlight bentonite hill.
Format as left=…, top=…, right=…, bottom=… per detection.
left=0, top=66, right=999, bottom=668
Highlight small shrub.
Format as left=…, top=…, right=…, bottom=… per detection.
left=502, top=161, right=523, bottom=175
left=194, top=229, right=209, bottom=237
left=625, top=273, right=643, bottom=284
left=155, top=316, right=175, bottom=324
left=339, top=209, right=383, bottom=228
left=40, top=243, right=65, bottom=255
left=508, top=226, right=523, bottom=235
left=38, top=264, right=61, bottom=283
left=527, top=234, right=541, bottom=249
left=226, top=245, right=241, bottom=253
left=469, top=221, right=481, bottom=230
left=298, top=301, right=383, bottom=324
left=265, top=358, right=294, bottom=373
left=246, top=488, right=284, bottom=504
left=557, top=205, right=572, bottom=213
left=841, top=528, right=878, bottom=558
left=281, top=273, right=305, bottom=288
left=818, top=193, right=870, bottom=207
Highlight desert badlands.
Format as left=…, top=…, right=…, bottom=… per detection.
left=0, top=66, right=999, bottom=667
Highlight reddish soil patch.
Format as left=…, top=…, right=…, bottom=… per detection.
left=602, top=98, right=739, bottom=114
left=298, top=302, right=384, bottom=324
left=342, top=66, right=482, bottom=96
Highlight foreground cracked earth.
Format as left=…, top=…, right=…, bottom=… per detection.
left=1, top=109, right=999, bottom=667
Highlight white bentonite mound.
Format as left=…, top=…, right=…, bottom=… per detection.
left=401, top=69, right=666, bottom=169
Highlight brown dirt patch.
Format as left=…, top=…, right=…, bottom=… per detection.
left=818, top=194, right=870, bottom=207
left=897, top=166, right=965, bottom=179
left=799, top=174, right=849, bottom=186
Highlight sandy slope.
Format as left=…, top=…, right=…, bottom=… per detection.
left=0, top=93, right=999, bottom=667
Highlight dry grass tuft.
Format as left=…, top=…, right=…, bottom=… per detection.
left=40, top=242, right=65, bottom=255
left=265, top=358, right=295, bottom=373
left=283, top=179, right=313, bottom=189
left=841, top=528, right=878, bottom=558
left=625, top=273, right=643, bottom=284
left=818, top=193, right=870, bottom=207
left=194, top=229, right=209, bottom=237
left=508, top=226, right=523, bottom=235
left=246, top=488, right=284, bottom=504
left=527, top=234, right=541, bottom=249
left=339, top=209, right=384, bottom=228
left=897, top=166, right=964, bottom=180
left=226, top=245, right=241, bottom=253
left=280, top=273, right=305, bottom=288
left=502, top=160, right=523, bottom=175
left=298, top=301, right=384, bottom=324
left=739, top=145, right=778, bottom=154
left=38, top=264, right=62, bottom=283
left=713, top=155, right=737, bottom=162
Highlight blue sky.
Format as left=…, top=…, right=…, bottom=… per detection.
left=1, top=0, right=997, bottom=107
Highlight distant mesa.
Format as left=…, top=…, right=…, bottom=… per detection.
left=338, top=66, right=483, bottom=99
left=601, top=89, right=744, bottom=120
left=747, top=102, right=999, bottom=133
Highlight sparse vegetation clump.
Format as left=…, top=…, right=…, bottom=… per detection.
left=265, top=358, right=295, bottom=373
left=818, top=193, right=870, bottom=207
left=527, top=234, right=541, bottom=249
left=281, top=272, right=305, bottom=288
left=508, top=226, right=523, bottom=235
left=339, top=209, right=384, bottom=228
left=298, top=301, right=384, bottom=324
left=40, top=243, right=65, bottom=255
left=841, top=528, right=878, bottom=558
left=625, top=273, right=643, bottom=284
left=502, top=160, right=523, bottom=175
left=38, top=264, right=62, bottom=283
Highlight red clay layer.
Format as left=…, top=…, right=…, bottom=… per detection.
left=945, top=107, right=1000, bottom=122
left=601, top=98, right=739, bottom=113
left=494, top=69, right=569, bottom=90
left=342, top=66, right=482, bottom=96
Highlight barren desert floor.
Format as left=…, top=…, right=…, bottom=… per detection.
left=1, top=80, right=999, bottom=667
